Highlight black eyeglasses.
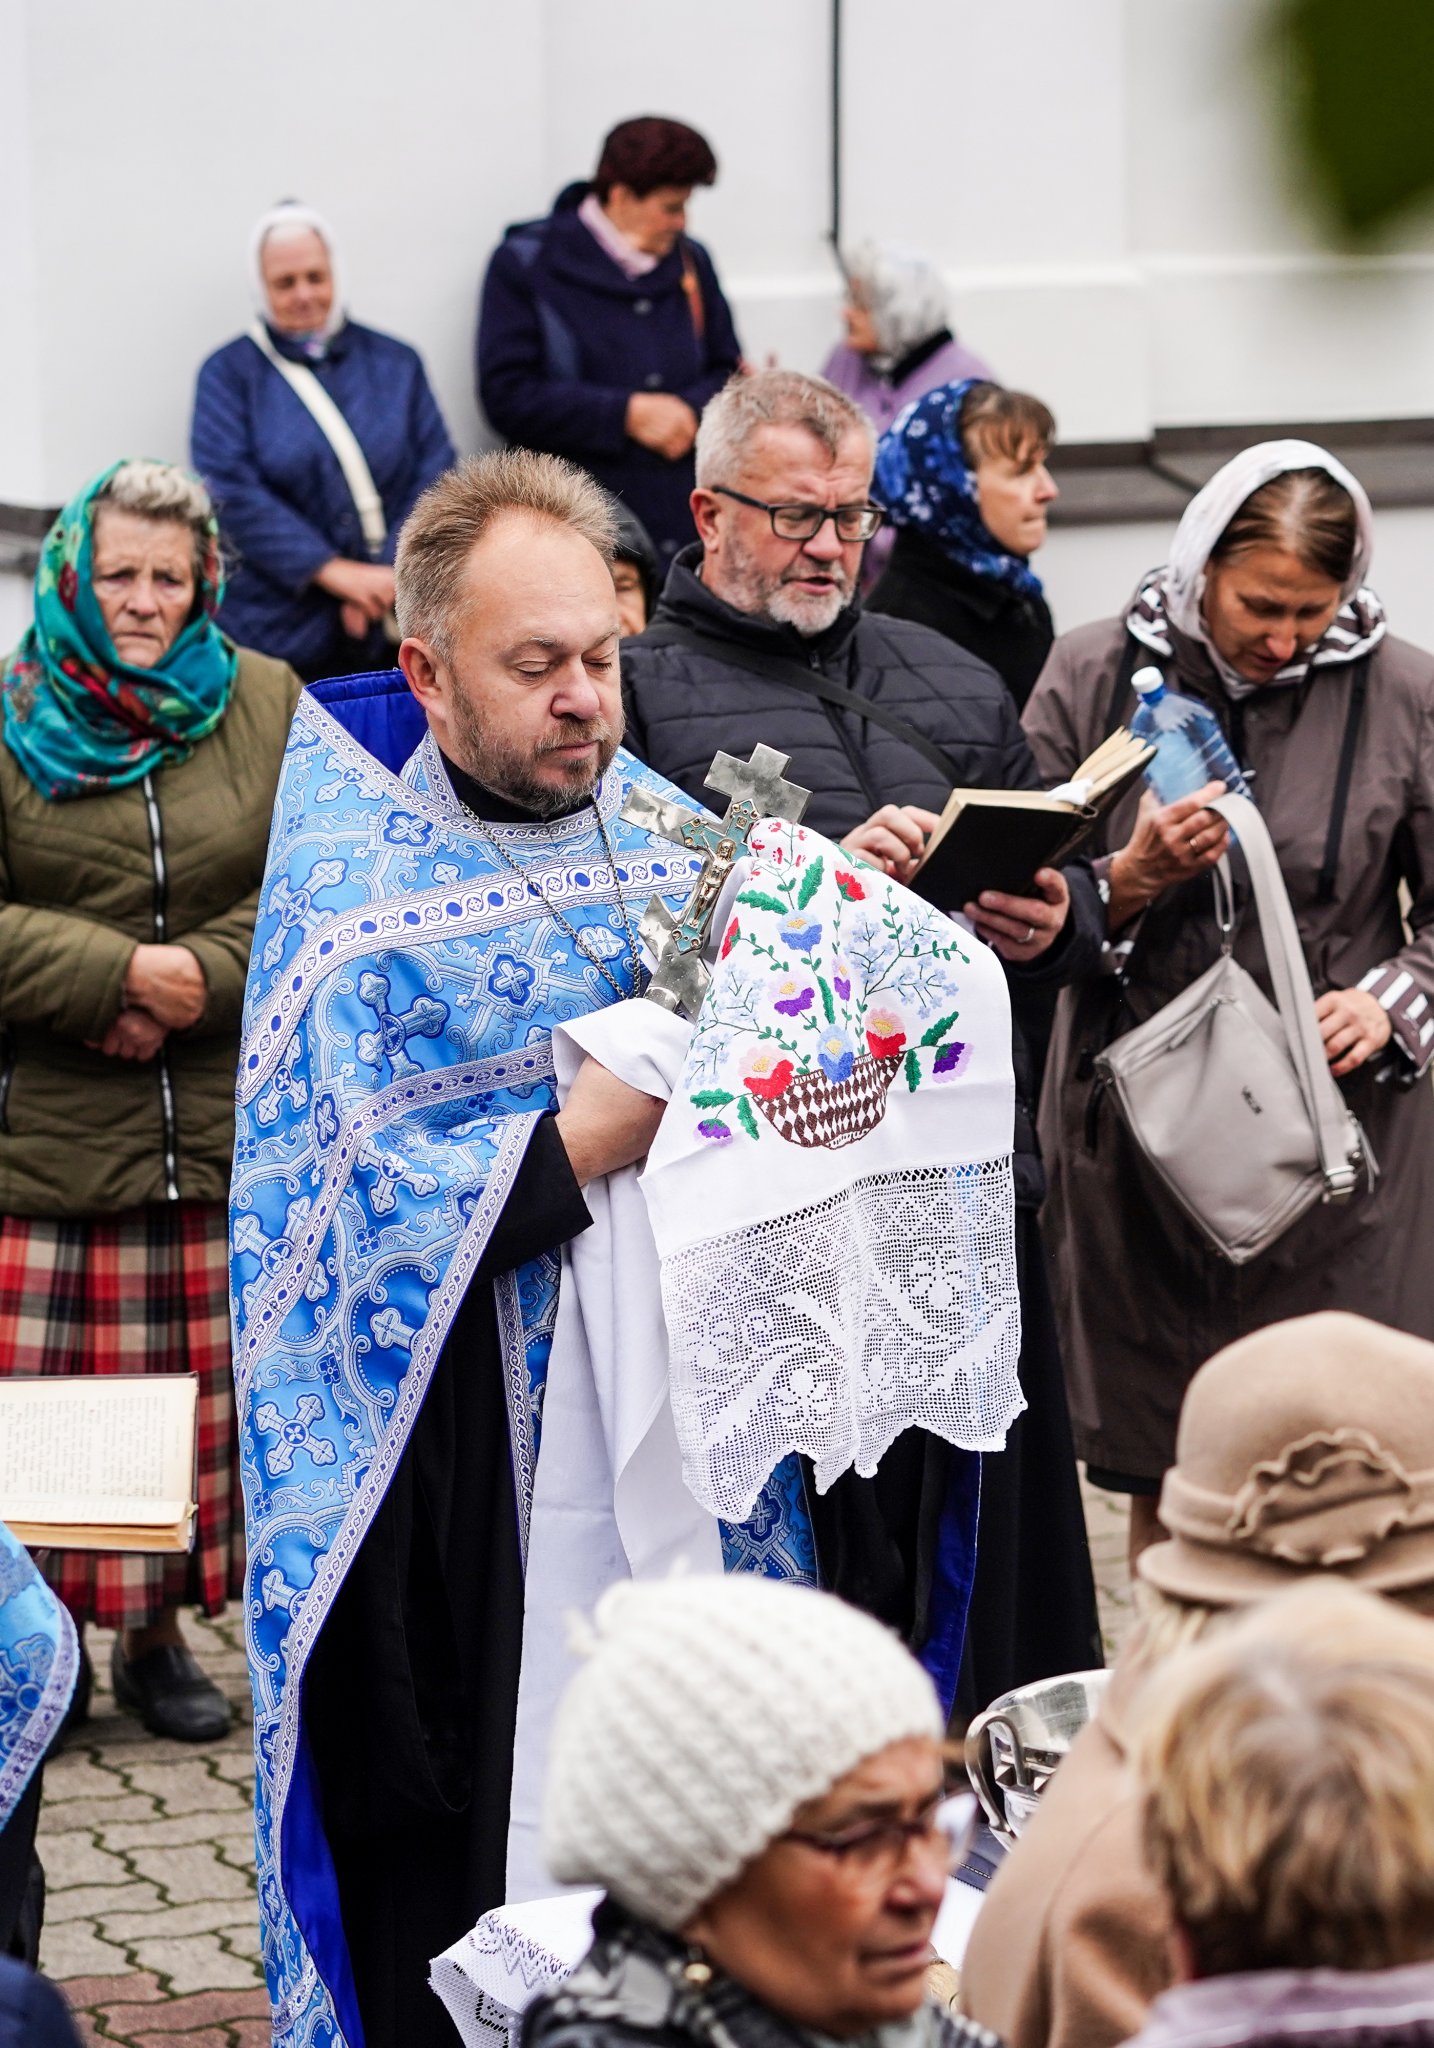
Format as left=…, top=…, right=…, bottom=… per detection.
left=712, top=485, right=885, bottom=543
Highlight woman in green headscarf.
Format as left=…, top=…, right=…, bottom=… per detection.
left=0, top=459, right=302, bottom=1742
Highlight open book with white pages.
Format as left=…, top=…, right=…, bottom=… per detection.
left=0, top=1373, right=198, bottom=1552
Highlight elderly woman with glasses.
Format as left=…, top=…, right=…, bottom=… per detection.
left=525, top=1574, right=992, bottom=2048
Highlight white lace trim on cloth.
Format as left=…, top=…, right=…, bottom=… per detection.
left=661, top=1157, right=1024, bottom=1520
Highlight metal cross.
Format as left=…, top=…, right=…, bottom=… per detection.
left=620, top=745, right=811, bottom=1016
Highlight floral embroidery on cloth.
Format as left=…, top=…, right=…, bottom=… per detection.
left=640, top=818, right=1025, bottom=1521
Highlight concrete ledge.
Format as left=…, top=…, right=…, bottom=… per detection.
left=1049, top=419, right=1434, bottom=527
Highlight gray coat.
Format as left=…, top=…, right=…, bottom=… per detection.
left=1022, top=611, right=1434, bottom=1480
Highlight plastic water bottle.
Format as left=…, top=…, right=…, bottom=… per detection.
left=1128, top=668, right=1252, bottom=807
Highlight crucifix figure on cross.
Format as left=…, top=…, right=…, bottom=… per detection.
left=620, top=744, right=812, bottom=1016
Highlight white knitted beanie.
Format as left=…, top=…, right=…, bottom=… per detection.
left=542, top=1573, right=944, bottom=1931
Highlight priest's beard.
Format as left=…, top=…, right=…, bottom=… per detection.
left=720, top=527, right=856, bottom=636
left=448, top=682, right=625, bottom=819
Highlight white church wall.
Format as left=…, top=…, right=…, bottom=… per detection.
left=6, top=0, right=1434, bottom=513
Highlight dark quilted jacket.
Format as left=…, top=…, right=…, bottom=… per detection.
left=621, top=548, right=1103, bottom=1199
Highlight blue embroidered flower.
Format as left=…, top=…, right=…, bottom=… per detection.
left=779, top=913, right=822, bottom=954
left=486, top=952, right=537, bottom=1005
left=773, top=977, right=814, bottom=1016
left=382, top=809, right=432, bottom=848
left=818, top=1034, right=855, bottom=1083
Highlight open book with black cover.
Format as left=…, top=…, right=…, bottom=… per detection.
left=0, top=1374, right=198, bottom=1552
left=910, top=728, right=1156, bottom=907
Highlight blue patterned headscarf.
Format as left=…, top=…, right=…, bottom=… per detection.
left=872, top=379, right=1044, bottom=597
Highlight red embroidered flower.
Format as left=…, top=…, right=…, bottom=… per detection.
left=744, top=1058, right=795, bottom=1101
left=58, top=564, right=79, bottom=612
left=835, top=871, right=866, bottom=901
left=865, top=1006, right=906, bottom=1059
left=720, top=918, right=740, bottom=960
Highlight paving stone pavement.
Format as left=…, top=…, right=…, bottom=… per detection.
left=38, top=1612, right=267, bottom=2046
left=37, top=1487, right=1135, bottom=2045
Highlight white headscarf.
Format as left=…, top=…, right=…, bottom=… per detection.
left=845, top=240, right=950, bottom=371
left=1130, top=439, right=1385, bottom=693
left=250, top=201, right=346, bottom=347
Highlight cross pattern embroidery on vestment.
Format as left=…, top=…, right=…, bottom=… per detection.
left=260, top=860, right=346, bottom=971
left=355, top=1137, right=441, bottom=1215
left=354, top=969, right=449, bottom=1077
left=620, top=745, right=811, bottom=1016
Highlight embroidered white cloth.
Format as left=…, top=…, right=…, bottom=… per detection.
left=642, top=818, right=1023, bottom=1521
left=430, top=1890, right=602, bottom=2048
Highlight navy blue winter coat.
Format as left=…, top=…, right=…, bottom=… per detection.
left=191, top=321, right=455, bottom=681
left=477, top=183, right=742, bottom=565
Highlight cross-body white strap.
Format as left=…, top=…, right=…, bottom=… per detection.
left=249, top=322, right=387, bottom=557
left=1209, top=791, right=1361, bottom=1197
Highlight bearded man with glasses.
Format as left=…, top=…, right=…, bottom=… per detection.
left=622, top=367, right=1103, bottom=1722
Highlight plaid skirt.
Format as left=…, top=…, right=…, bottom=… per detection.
left=0, top=1201, right=242, bottom=1629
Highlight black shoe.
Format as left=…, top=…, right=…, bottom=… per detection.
left=57, top=1641, right=93, bottom=1747
left=110, top=1638, right=232, bottom=1743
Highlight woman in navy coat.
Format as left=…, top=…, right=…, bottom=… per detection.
left=192, top=202, right=456, bottom=681
left=478, top=118, right=743, bottom=567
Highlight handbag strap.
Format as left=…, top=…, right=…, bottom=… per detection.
left=635, top=622, right=964, bottom=788
left=1207, top=792, right=1359, bottom=1197
left=1316, top=656, right=1370, bottom=903
left=249, top=322, right=388, bottom=558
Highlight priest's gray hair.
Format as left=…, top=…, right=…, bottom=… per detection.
left=694, top=370, right=875, bottom=490
left=96, top=460, right=216, bottom=578
left=396, top=451, right=618, bottom=661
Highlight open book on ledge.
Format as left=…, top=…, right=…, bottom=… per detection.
left=910, top=728, right=1156, bottom=907
left=0, top=1374, right=198, bottom=1553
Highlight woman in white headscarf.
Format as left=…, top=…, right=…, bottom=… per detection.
left=1023, top=441, right=1434, bottom=1558
left=191, top=202, right=456, bottom=680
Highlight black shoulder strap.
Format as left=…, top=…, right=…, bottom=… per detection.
left=634, top=622, right=964, bottom=789
left=1316, top=655, right=1371, bottom=904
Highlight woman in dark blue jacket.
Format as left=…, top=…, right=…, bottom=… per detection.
left=192, top=202, right=455, bottom=681
left=477, top=118, right=743, bottom=566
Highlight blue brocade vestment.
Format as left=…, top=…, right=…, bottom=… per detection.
left=231, top=673, right=815, bottom=2048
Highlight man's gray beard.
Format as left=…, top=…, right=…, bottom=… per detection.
left=449, top=688, right=625, bottom=820
left=722, top=528, right=854, bottom=637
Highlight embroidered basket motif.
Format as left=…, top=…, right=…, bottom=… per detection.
left=752, top=1050, right=901, bottom=1148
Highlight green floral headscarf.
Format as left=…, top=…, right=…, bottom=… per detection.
left=0, top=460, right=238, bottom=802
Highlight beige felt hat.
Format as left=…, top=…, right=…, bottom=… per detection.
left=1139, top=1312, right=1434, bottom=1606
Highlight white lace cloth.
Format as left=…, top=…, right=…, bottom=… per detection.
left=429, top=1881, right=984, bottom=2047
left=430, top=1890, right=602, bottom=2048
left=641, top=819, right=1024, bottom=1521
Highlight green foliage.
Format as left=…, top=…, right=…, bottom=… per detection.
left=920, top=1009, right=961, bottom=1048
left=1273, top=0, right=1434, bottom=239
left=819, top=977, right=835, bottom=1024
left=691, top=1089, right=734, bottom=1109
left=905, top=1049, right=922, bottom=1092
left=737, top=1095, right=760, bottom=1140
left=796, top=857, right=824, bottom=910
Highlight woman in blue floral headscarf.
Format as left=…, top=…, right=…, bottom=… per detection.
left=868, top=379, right=1059, bottom=712
left=0, top=460, right=301, bottom=1746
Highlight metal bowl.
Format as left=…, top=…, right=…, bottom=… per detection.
left=966, top=1668, right=1111, bottom=1843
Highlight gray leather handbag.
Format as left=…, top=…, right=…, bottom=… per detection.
left=1095, top=792, right=1372, bottom=1265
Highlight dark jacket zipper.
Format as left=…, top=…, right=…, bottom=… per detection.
left=141, top=772, right=181, bottom=1201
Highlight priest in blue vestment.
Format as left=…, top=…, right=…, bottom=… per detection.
left=232, top=453, right=823, bottom=2048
